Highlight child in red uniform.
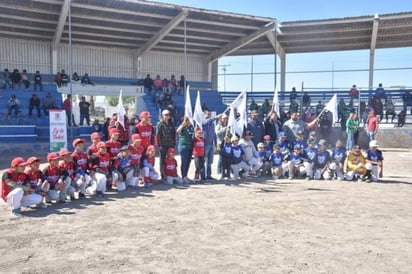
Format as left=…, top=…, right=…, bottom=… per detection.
left=89, top=141, right=109, bottom=197
left=70, top=138, right=90, bottom=198
left=25, top=157, right=48, bottom=207
left=193, top=127, right=205, bottom=183
left=128, top=134, right=145, bottom=187
left=163, top=147, right=183, bottom=185
left=105, top=128, right=122, bottom=190
left=142, top=145, right=160, bottom=188
left=59, top=148, right=77, bottom=201
left=2, top=157, right=42, bottom=217
left=42, top=152, right=72, bottom=203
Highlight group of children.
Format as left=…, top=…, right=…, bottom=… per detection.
left=1, top=126, right=384, bottom=218
left=218, top=130, right=384, bottom=183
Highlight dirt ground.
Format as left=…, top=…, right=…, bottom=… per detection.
left=0, top=148, right=411, bottom=273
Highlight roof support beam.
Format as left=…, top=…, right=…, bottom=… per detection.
left=138, top=8, right=188, bottom=56
left=52, top=0, right=70, bottom=50
left=208, top=21, right=275, bottom=63
left=266, top=31, right=285, bottom=57
left=369, top=15, right=380, bottom=89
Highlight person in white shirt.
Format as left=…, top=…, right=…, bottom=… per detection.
left=239, top=131, right=262, bottom=176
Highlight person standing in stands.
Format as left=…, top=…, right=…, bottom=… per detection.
left=21, top=69, right=30, bottom=91
left=178, top=75, right=187, bottom=96
left=79, top=96, right=91, bottom=126
left=143, top=74, right=153, bottom=95
left=2, top=68, right=12, bottom=90
left=10, top=69, right=21, bottom=90
left=62, top=94, right=76, bottom=127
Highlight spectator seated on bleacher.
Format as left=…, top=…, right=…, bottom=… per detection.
left=72, top=72, right=81, bottom=84
left=375, top=83, right=386, bottom=100
left=1, top=68, right=12, bottom=90
left=81, top=73, right=94, bottom=86
left=10, top=69, right=21, bottom=90
left=153, top=75, right=163, bottom=93
left=33, top=70, right=43, bottom=92
left=21, top=69, right=30, bottom=92
left=60, top=69, right=69, bottom=86
left=384, top=99, right=396, bottom=123
left=261, top=99, right=271, bottom=117
left=29, top=93, right=41, bottom=118
left=402, top=90, right=412, bottom=114
left=7, top=94, right=20, bottom=119
left=249, top=99, right=258, bottom=112
left=397, top=110, right=406, bottom=127
left=370, top=95, right=384, bottom=122
left=42, top=92, right=59, bottom=117
left=54, top=72, right=62, bottom=87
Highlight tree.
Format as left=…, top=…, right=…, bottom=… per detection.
left=106, top=96, right=135, bottom=106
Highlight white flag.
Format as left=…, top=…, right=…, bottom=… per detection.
left=193, top=90, right=206, bottom=130
left=184, top=85, right=193, bottom=124
left=228, top=90, right=247, bottom=137
left=118, top=89, right=125, bottom=128
left=272, top=86, right=280, bottom=116
left=324, top=93, right=338, bottom=122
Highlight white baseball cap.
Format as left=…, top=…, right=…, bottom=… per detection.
left=162, top=109, right=170, bottom=115
left=369, top=140, right=379, bottom=147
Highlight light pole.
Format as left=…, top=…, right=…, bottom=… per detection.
left=219, top=64, right=230, bottom=92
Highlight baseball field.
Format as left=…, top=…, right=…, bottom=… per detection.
left=0, top=149, right=411, bottom=273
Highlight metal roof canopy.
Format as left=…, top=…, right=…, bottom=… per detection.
left=1, top=0, right=412, bottom=88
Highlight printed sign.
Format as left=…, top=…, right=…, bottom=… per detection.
left=49, top=109, right=67, bottom=152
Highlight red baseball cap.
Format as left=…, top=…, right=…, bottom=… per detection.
left=90, top=132, right=101, bottom=140
left=59, top=148, right=71, bottom=156
left=96, top=141, right=108, bottom=149
left=72, top=138, right=86, bottom=147
left=11, top=157, right=28, bottom=167
left=139, top=111, right=152, bottom=119
left=196, top=127, right=202, bottom=132
left=147, top=145, right=155, bottom=152
left=27, top=157, right=42, bottom=164
left=131, top=134, right=142, bottom=141
left=167, top=147, right=175, bottom=154
left=109, top=128, right=120, bottom=135
left=47, top=152, right=60, bottom=161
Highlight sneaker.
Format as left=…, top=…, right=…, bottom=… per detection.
left=272, top=175, right=278, bottom=180
left=78, top=192, right=86, bottom=198
left=70, top=195, right=76, bottom=201
left=305, top=177, right=311, bottom=181
left=183, top=177, right=192, bottom=184
left=193, top=179, right=200, bottom=184
left=45, top=198, right=52, bottom=204
left=96, top=191, right=105, bottom=198
left=144, top=182, right=152, bottom=188
left=11, top=208, right=22, bottom=218
left=289, top=177, right=294, bottom=180
left=58, top=199, right=67, bottom=204
left=206, top=177, right=216, bottom=181
left=218, top=175, right=224, bottom=180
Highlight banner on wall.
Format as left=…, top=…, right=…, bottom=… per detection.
left=49, top=109, right=67, bottom=152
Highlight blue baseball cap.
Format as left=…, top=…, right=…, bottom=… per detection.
left=279, top=132, right=286, bottom=138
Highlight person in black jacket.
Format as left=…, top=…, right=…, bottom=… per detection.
left=29, top=93, right=41, bottom=118
left=264, top=110, right=282, bottom=146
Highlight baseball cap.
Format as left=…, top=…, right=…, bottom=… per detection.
left=196, top=127, right=202, bottom=132
left=245, top=131, right=254, bottom=137
left=72, top=138, right=86, bottom=147
left=307, top=138, right=315, bottom=144
left=147, top=145, right=155, bottom=152
left=293, top=145, right=302, bottom=150
left=369, top=140, right=379, bottom=147
left=109, top=128, right=120, bottom=135
left=251, top=110, right=259, bottom=115
left=139, top=111, right=152, bottom=119
left=90, top=132, right=101, bottom=140
left=96, top=141, right=107, bottom=149
left=296, top=131, right=303, bottom=136
left=231, top=136, right=239, bottom=142
left=257, top=142, right=264, bottom=148
left=278, top=132, right=286, bottom=138
left=59, top=148, right=71, bottom=156
left=318, top=139, right=326, bottom=146
left=11, top=157, right=28, bottom=167
left=167, top=147, right=176, bottom=154
left=131, top=134, right=142, bottom=141
left=120, top=145, right=129, bottom=151
left=273, top=144, right=280, bottom=149
left=309, top=131, right=316, bottom=136
left=27, top=156, right=42, bottom=164
left=263, top=135, right=271, bottom=140
left=47, top=152, right=60, bottom=161
left=162, top=109, right=170, bottom=115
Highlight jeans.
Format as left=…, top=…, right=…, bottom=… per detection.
left=178, top=145, right=193, bottom=178
left=367, top=131, right=375, bottom=142
left=34, top=82, right=43, bottom=92
left=194, top=156, right=205, bottom=179
left=2, top=79, right=12, bottom=90
left=203, top=144, right=215, bottom=178
left=8, top=105, right=19, bottom=116
left=346, top=132, right=354, bottom=150
left=29, top=105, right=41, bottom=117
left=80, top=113, right=90, bottom=126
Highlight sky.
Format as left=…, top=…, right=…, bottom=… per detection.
left=155, top=0, right=412, bottom=91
